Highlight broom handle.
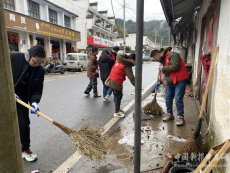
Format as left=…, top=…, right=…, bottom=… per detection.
left=199, top=46, right=219, bottom=118
left=16, top=99, right=54, bottom=123
left=152, top=67, right=161, bottom=102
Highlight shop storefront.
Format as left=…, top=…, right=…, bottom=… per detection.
left=4, top=9, right=81, bottom=61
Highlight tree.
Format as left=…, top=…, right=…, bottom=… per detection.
left=0, top=1, right=24, bottom=172
left=113, top=23, right=128, bottom=37
left=126, top=46, right=131, bottom=51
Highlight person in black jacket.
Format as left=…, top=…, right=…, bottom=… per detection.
left=12, top=45, right=45, bottom=162
left=99, top=50, right=115, bottom=102
left=109, top=46, right=119, bottom=61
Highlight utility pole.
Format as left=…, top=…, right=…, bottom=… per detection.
left=123, top=0, right=126, bottom=54
left=0, top=1, right=24, bottom=172
left=154, top=30, right=157, bottom=44
left=134, top=0, right=144, bottom=172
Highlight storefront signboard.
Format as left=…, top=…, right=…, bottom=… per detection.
left=4, top=9, right=81, bottom=41
left=87, top=36, right=116, bottom=47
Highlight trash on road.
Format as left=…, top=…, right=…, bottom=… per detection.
left=31, top=170, right=38, bottom=173
left=118, top=133, right=144, bottom=147
left=166, top=135, right=187, bottom=142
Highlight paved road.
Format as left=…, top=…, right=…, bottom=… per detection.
left=23, top=61, right=158, bottom=173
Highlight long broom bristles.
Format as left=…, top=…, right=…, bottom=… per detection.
left=142, top=101, right=164, bottom=115
left=171, top=134, right=207, bottom=157
left=69, top=124, right=108, bottom=161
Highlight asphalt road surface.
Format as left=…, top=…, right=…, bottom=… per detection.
left=23, top=61, right=159, bottom=173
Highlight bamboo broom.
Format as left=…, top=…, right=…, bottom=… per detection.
left=16, top=98, right=108, bottom=161
left=142, top=68, right=164, bottom=115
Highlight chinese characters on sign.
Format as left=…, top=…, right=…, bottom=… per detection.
left=9, top=13, right=15, bottom=21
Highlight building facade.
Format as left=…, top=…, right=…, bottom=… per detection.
left=114, top=33, right=158, bottom=54
left=71, top=1, right=118, bottom=51
left=3, top=0, right=81, bottom=61
left=161, top=0, right=230, bottom=172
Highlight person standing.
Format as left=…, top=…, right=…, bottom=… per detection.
left=11, top=45, right=46, bottom=162
left=150, top=47, right=189, bottom=126
left=109, top=46, right=120, bottom=61
left=105, top=53, right=135, bottom=117
left=99, top=50, right=115, bottom=102
left=84, top=46, right=101, bottom=97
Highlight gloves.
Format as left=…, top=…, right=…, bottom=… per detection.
left=158, top=64, right=163, bottom=71
left=31, top=102, right=40, bottom=117
left=154, top=82, right=160, bottom=90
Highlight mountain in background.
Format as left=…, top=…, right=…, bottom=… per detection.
left=114, top=18, right=170, bottom=47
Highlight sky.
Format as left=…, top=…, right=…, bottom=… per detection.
left=89, top=0, right=166, bottom=22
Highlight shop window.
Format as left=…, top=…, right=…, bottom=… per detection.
left=27, top=0, right=40, bottom=19
left=49, top=9, right=57, bottom=24
left=3, top=0, right=15, bottom=11
left=64, top=15, right=71, bottom=29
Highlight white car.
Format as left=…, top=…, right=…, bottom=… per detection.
left=65, top=53, right=88, bottom=72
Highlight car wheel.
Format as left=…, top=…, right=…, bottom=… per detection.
left=79, top=66, right=83, bottom=72
left=61, top=70, right=65, bottom=74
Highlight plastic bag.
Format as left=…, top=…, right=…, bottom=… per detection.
left=160, top=71, right=167, bottom=86
left=118, top=133, right=144, bottom=147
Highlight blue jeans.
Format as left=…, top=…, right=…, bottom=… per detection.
left=165, top=80, right=186, bottom=117
left=101, top=79, right=113, bottom=98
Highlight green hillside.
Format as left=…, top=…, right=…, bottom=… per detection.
left=114, top=18, right=170, bottom=46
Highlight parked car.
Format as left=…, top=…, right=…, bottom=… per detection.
left=65, top=53, right=88, bottom=72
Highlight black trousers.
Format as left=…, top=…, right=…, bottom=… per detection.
left=85, top=78, right=98, bottom=95
left=113, top=90, right=123, bottom=113
left=16, top=96, right=30, bottom=152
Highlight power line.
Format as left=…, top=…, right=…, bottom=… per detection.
left=111, top=0, right=115, bottom=17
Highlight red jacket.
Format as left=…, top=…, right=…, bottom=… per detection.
left=164, top=51, right=189, bottom=84
left=109, top=60, right=126, bottom=84
left=110, top=52, right=116, bottom=61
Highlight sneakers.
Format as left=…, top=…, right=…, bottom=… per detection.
left=84, top=91, right=90, bottom=95
left=119, top=109, right=125, bottom=113
left=114, top=112, right=125, bottom=118
left=163, top=113, right=174, bottom=121
left=176, top=116, right=185, bottom=126
left=105, top=95, right=111, bottom=102
left=103, top=97, right=107, bottom=102
left=93, top=94, right=101, bottom=97
left=22, top=149, right=37, bottom=162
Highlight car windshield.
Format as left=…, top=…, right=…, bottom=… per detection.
left=66, top=55, right=78, bottom=60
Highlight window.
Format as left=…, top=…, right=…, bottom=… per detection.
left=64, top=15, right=71, bottom=29
left=110, top=37, right=112, bottom=41
left=120, top=43, right=122, bottom=46
left=83, top=56, right=87, bottom=60
left=66, top=55, right=78, bottom=60
left=27, top=0, right=39, bottom=19
left=3, top=0, right=15, bottom=10
left=49, top=9, right=57, bottom=24
left=101, top=20, right=104, bottom=27
left=101, top=34, right=104, bottom=38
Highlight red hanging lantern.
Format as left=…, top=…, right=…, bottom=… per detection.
left=8, top=35, right=14, bottom=43
left=15, top=36, right=19, bottom=43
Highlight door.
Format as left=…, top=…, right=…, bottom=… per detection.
left=83, top=55, right=88, bottom=69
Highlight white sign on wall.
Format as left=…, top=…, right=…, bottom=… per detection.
left=101, top=38, right=109, bottom=46
left=94, top=36, right=101, bottom=45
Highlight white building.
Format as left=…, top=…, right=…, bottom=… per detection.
left=3, top=0, right=81, bottom=61
left=114, top=32, right=158, bottom=52
left=72, top=1, right=118, bottom=51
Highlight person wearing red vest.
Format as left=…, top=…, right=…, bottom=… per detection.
left=150, top=47, right=189, bottom=126
left=109, top=46, right=120, bottom=61
left=105, top=53, right=135, bottom=118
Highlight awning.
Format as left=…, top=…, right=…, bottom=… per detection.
left=160, top=0, right=201, bottom=43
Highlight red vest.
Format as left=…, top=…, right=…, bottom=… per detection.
left=110, top=52, right=116, bottom=61
left=164, top=51, right=189, bottom=84
left=109, top=60, right=126, bottom=84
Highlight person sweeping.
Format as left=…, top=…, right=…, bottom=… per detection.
left=105, top=53, right=135, bottom=118
left=11, top=45, right=46, bottom=162
left=150, top=47, right=189, bottom=126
